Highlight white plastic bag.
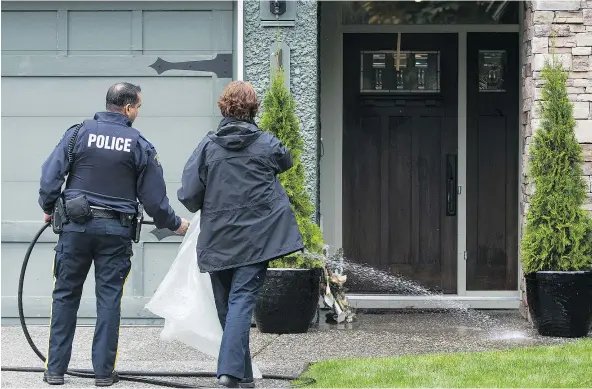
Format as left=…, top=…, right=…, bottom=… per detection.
left=145, top=211, right=262, bottom=379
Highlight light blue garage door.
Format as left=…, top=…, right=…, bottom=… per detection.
left=1, top=1, right=235, bottom=324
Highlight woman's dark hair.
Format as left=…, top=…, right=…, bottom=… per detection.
left=217, top=81, right=259, bottom=120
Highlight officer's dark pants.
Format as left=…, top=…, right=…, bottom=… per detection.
left=209, top=261, right=268, bottom=380
left=46, top=219, right=133, bottom=379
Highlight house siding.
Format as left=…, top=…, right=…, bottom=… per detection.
left=520, top=0, right=592, bottom=319
left=243, top=0, right=319, bottom=212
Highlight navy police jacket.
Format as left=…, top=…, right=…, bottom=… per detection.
left=39, top=111, right=181, bottom=231
left=177, top=117, right=304, bottom=272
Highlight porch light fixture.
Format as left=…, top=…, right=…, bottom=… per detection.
left=260, top=0, right=295, bottom=27
left=270, top=0, right=286, bottom=16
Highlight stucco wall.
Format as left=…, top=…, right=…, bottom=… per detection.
left=520, top=0, right=592, bottom=319
left=243, top=0, right=319, bottom=213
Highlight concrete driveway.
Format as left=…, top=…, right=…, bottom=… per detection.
left=1, top=310, right=585, bottom=388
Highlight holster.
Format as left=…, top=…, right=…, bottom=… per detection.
left=131, top=204, right=144, bottom=243
left=120, top=212, right=133, bottom=228
left=51, top=196, right=68, bottom=234
left=65, top=195, right=93, bottom=224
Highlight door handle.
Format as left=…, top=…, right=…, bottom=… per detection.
left=446, top=154, right=457, bottom=216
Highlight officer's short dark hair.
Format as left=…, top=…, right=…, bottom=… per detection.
left=218, top=81, right=259, bottom=121
left=106, top=82, right=142, bottom=111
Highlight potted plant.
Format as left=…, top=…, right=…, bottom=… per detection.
left=253, top=64, right=326, bottom=334
left=521, top=48, right=592, bottom=338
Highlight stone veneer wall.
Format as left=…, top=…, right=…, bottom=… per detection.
left=520, top=0, right=592, bottom=320
left=243, top=0, right=319, bottom=213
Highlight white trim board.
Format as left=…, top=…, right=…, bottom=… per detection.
left=347, top=294, right=521, bottom=310
left=236, top=0, right=244, bottom=81
left=517, top=0, right=526, bottom=284
left=457, top=31, right=468, bottom=296
left=319, top=1, right=344, bottom=251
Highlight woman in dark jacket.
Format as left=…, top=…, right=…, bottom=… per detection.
left=177, top=81, right=304, bottom=388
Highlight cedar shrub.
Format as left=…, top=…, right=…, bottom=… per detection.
left=259, top=66, right=324, bottom=269
left=521, top=50, right=592, bottom=274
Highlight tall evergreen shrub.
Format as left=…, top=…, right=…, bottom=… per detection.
left=521, top=52, right=592, bottom=274
left=259, top=66, right=324, bottom=269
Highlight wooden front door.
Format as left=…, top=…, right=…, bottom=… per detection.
left=343, top=34, right=458, bottom=294
left=466, top=33, right=519, bottom=291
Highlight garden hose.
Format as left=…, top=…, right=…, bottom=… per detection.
left=0, top=221, right=315, bottom=388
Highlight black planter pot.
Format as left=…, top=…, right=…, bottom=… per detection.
left=254, top=268, right=322, bottom=334
left=525, top=271, right=592, bottom=338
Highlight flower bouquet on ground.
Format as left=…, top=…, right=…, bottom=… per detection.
left=320, top=248, right=356, bottom=324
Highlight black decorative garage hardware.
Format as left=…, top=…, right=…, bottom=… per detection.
left=149, top=53, right=233, bottom=78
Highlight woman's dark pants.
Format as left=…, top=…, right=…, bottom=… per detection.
left=209, top=261, right=268, bottom=380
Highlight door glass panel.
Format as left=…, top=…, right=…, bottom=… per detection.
left=343, top=1, right=519, bottom=25
left=478, top=50, right=506, bottom=92
left=361, top=50, right=440, bottom=93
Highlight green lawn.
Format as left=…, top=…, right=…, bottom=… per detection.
left=297, top=339, right=592, bottom=388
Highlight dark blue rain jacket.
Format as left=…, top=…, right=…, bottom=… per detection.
left=177, top=117, right=304, bottom=272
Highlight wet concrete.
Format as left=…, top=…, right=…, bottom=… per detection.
left=1, top=310, right=588, bottom=388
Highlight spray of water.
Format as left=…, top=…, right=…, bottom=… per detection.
left=308, top=248, right=532, bottom=340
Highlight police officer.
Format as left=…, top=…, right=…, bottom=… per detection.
left=38, top=82, right=189, bottom=387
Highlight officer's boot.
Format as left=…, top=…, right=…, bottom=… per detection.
left=43, top=371, right=64, bottom=385
left=95, top=371, right=120, bottom=387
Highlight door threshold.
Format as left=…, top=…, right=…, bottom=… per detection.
left=346, top=294, right=520, bottom=309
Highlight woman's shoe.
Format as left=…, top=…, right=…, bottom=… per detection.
left=239, top=378, right=255, bottom=388
left=218, top=375, right=239, bottom=388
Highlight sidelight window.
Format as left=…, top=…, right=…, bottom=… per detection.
left=360, top=50, right=440, bottom=93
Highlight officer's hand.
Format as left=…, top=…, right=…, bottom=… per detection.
left=44, top=214, right=52, bottom=223
left=175, top=218, right=190, bottom=235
